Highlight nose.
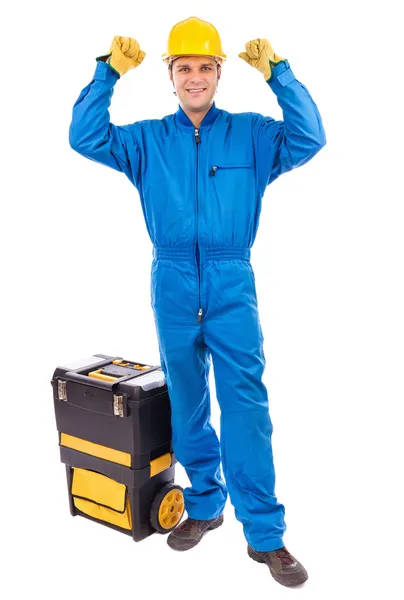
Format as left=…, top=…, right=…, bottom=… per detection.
left=188, top=70, right=206, bottom=83
left=188, top=77, right=205, bottom=86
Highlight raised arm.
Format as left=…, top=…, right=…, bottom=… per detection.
left=239, top=38, right=326, bottom=193
left=69, top=36, right=146, bottom=187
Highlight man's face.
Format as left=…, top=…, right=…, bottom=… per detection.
left=170, top=55, right=220, bottom=113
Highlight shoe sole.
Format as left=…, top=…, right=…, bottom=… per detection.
left=167, top=515, right=224, bottom=551
left=247, top=545, right=309, bottom=587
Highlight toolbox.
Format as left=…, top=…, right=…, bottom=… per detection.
left=51, top=353, right=184, bottom=541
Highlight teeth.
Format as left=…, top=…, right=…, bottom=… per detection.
left=188, top=89, right=204, bottom=93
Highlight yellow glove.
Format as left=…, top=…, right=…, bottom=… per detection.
left=238, top=38, right=285, bottom=81
left=97, top=36, right=146, bottom=77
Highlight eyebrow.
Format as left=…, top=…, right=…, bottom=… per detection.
left=175, top=62, right=215, bottom=69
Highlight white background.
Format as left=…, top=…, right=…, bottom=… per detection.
left=2, top=0, right=403, bottom=598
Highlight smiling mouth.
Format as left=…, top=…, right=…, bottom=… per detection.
left=187, top=88, right=207, bottom=94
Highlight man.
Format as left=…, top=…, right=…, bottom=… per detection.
left=69, top=16, right=326, bottom=588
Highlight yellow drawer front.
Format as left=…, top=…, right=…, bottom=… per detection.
left=61, top=433, right=131, bottom=467
left=72, top=468, right=132, bottom=531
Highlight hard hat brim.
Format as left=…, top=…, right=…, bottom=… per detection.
left=162, top=53, right=226, bottom=65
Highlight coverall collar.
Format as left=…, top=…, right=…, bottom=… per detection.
left=175, top=102, right=220, bottom=129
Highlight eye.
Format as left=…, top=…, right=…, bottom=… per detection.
left=179, top=67, right=188, bottom=72
left=202, top=67, right=212, bottom=71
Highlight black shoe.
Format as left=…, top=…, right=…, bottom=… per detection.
left=248, top=544, right=308, bottom=587
left=167, top=514, right=224, bottom=551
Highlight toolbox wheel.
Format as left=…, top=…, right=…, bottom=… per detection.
left=150, top=483, right=185, bottom=533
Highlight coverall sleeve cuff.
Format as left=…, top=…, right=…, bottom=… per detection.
left=266, top=59, right=296, bottom=88
left=93, top=59, right=120, bottom=83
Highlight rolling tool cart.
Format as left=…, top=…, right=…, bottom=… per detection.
left=51, top=354, right=185, bottom=541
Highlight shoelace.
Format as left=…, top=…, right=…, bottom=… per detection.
left=275, top=547, right=294, bottom=566
left=180, top=518, right=198, bottom=532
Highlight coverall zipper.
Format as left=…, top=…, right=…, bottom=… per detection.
left=210, top=164, right=252, bottom=176
left=195, top=127, right=203, bottom=323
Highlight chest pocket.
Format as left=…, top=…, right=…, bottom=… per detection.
left=209, top=163, right=255, bottom=201
left=209, top=163, right=253, bottom=177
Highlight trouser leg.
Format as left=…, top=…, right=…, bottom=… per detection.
left=153, top=314, right=228, bottom=520
left=203, top=265, right=286, bottom=551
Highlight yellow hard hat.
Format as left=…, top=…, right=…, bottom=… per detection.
left=162, top=16, right=226, bottom=64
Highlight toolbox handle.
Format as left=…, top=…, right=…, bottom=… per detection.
left=62, top=367, right=161, bottom=391
left=64, top=371, right=117, bottom=391
left=59, top=355, right=162, bottom=392
left=63, top=357, right=126, bottom=390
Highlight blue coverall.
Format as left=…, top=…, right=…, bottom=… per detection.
left=69, top=58, right=326, bottom=552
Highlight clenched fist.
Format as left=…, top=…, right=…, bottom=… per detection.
left=97, top=36, right=146, bottom=77
left=238, top=38, right=285, bottom=81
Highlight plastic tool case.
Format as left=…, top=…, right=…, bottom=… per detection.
left=51, top=354, right=184, bottom=541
